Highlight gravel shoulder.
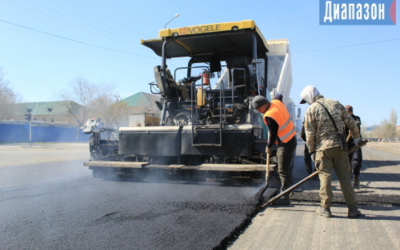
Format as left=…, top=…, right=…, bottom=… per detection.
left=365, top=142, right=400, bottom=156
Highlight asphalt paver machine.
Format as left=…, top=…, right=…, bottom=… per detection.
left=83, top=20, right=296, bottom=180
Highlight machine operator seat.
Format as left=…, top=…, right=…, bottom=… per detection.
left=154, top=65, right=185, bottom=99
left=154, top=65, right=166, bottom=94
left=227, top=57, right=251, bottom=93
left=232, top=66, right=250, bottom=88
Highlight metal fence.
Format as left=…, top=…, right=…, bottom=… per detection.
left=0, top=121, right=90, bottom=143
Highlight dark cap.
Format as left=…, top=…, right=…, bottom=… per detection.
left=252, top=95, right=269, bottom=109
left=345, top=105, right=353, bottom=112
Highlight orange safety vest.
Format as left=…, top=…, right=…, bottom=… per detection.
left=263, top=100, right=296, bottom=143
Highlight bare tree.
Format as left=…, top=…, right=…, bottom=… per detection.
left=371, top=109, right=399, bottom=140
left=0, top=67, right=21, bottom=120
left=58, top=76, right=131, bottom=134
left=375, top=119, right=397, bottom=139
left=90, top=95, right=130, bottom=127
left=360, top=125, right=370, bottom=138
left=58, top=76, right=118, bottom=140
left=390, top=108, right=397, bottom=127
left=59, top=77, right=90, bottom=127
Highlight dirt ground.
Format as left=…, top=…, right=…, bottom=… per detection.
left=0, top=143, right=89, bottom=168
left=0, top=142, right=88, bottom=151
left=365, top=142, right=400, bottom=156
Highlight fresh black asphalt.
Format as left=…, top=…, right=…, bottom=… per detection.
left=0, top=160, right=265, bottom=250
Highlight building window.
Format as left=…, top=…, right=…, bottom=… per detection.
left=33, top=118, right=37, bottom=121
left=51, top=118, right=54, bottom=122
left=42, top=118, right=46, bottom=122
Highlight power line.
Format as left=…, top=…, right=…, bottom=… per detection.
left=65, top=0, right=147, bottom=37
left=0, top=19, right=157, bottom=58
left=41, top=0, right=141, bottom=40
left=6, top=0, right=141, bottom=49
left=27, top=0, right=137, bottom=45
left=293, top=38, right=400, bottom=53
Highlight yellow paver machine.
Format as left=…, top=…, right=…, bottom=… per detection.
left=83, top=20, right=297, bottom=180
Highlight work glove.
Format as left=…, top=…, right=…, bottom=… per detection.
left=311, top=153, right=316, bottom=162
left=266, top=146, right=273, bottom=156
left=354, top=138, right=365, bottom=148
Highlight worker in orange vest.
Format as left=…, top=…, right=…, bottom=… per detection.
left=252, top=94, right=297, bottom=205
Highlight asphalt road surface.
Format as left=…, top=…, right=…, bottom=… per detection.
left=2, top=142, right=397, bottom=249
left=0, top=143, right=269, bottom=250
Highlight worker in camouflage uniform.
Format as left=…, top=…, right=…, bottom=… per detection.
left=300, top=86, right=364, bottom=218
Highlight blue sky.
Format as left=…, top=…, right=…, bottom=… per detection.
left=0, top=0, right=399, bottom=126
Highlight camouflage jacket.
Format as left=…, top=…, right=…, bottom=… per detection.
left=304, top=96, right=360, bottom=153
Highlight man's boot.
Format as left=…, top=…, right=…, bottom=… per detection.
left=348, top=207, right=362, bottom=218
left=271, top=190, right=290, bottom=206
left=316, top=206, right=332, bottom=218
left=271, top=196, right=290, bottom=205
left=354, top=176, right=360, bottom=187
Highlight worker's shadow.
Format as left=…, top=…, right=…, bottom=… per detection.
left=355, top=172, right=400, bottom=183
left=360, top=185, right=400, bottom=191
left=325, top=213, right=400, bottom=221
left=363, top=159, right=400, bottom=168
left=362, top=214, right=400, bottom=221
left=337, top=206, right=400, bottom=221
left=354, top=190, right=374, bottom=194
left=273, top=205, right=400, bottom=221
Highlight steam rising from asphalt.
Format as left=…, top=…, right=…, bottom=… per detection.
left=0, top=143, right=91, bottom=188
left=0, top=142, right=272, bottom=250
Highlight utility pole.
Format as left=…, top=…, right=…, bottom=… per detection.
left=25, top=103, right=38, bottom=147
left=24, top=109, right=32, bottom=147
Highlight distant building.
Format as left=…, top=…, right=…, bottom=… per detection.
left=10, top=93, right=162, bottom=127
left=366, top=125, right=380, bottom=131
left=122, top=92, right=162, bottom=127
left=12, top=101, right=82, bottom=125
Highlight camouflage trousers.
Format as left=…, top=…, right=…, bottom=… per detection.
left=315, top=146, right=357, bottom=209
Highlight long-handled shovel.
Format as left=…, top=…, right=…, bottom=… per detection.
left=261, top=171, right=318, bottom=208
left=261, top=139, right=368, bottom=208
left=258, top=153, right=271, bottom=198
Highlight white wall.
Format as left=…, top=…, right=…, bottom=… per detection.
left=129, top=114, right=145, bottom=127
